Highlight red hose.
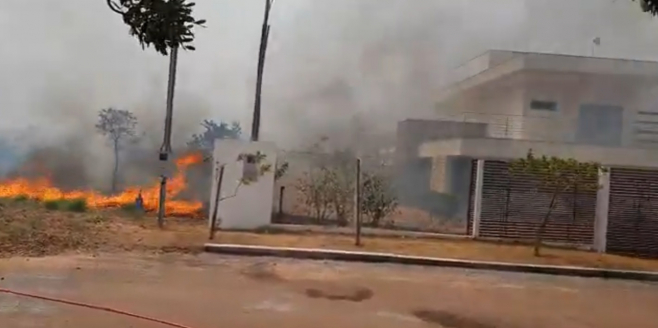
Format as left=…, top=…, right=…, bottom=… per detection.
left=0, top=288, right=196, bottom=328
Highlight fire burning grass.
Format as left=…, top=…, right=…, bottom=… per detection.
left=0, top=152, right=205, bottom=217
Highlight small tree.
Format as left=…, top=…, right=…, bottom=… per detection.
left=360, top=172, right=398, bottom=228
left=325, top=150, right=356, bottom=227
left=95, top=108, right=139, bottom=193
left=296, top=167, right=335, bottom=223
left=294, top=138, right=357, bottom=226
left=106, top=0, right=206, bottom=55
left=509, top=150, right=604, bottom=256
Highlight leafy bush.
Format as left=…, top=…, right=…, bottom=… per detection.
left=360, top=172, right=398, bottom=228
left=65, top=199, right=88, bottom=212
left=44, top=200, right=61, bottom=210
left=13, top=195, right=29, bottom=202
left=43, top=199, right=87, bottom=212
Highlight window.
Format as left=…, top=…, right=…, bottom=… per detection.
left=530, top=100, right=558, bottom=111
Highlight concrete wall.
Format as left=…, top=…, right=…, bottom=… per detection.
left=210, top=139, right=277, bottom=230
left=520, top=71, right=642, bottom=145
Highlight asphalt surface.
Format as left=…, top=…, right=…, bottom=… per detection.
left=0, top=253, right=657, bottom=328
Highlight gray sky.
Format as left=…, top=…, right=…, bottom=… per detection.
left=0, top=0, right=657, bottom=151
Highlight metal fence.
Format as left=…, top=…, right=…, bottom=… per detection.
left=467, top=160, right=598, bottom=245
left=272, top=150, right=358, bottom=227
left=271, top=149, right=469, bottom=234
left=607, top=167, right=658, bottom=258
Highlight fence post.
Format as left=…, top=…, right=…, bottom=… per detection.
left=471, top=159, right=485, bottom=238
left=278, top=185, right=285, bottom=221
left=594, top=167, right=611, bottom=253
left=354, top=157, right=362, bottom=246
left=209, top=164, right=225, bottom=240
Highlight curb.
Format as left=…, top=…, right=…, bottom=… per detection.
left=204, top=243, right=658, bottom=282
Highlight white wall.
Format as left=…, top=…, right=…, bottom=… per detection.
left=453, top=74, right=525, bottom=138
left=521, top=71, right=646, bottom=147
left=209, top=139, right=277, bottom=230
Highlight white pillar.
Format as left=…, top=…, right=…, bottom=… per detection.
left=471, top=159, right=485, bottom=238
left=594, top=167, right=611, bottom=253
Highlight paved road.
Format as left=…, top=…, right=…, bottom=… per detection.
left=0, top=253, right=657, bottom=328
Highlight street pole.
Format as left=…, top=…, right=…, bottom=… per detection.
left=157, top=46, right=179, bottom=228
left=250, top=0, right=274, bottom=141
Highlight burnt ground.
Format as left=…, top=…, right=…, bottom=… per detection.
left=1, top=253, right=657, bottom=328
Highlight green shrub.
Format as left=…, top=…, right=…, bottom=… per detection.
left=64, top=199, right=87, bottom=212
left=13, top=195, right=29, bottom=202
left=44, top=200, right=61, bottom=210
left=42, top=199, right=87, bottom=212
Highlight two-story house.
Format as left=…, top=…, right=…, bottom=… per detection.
left=422, top=50, right=658, bottom=164
left=400, top=50, right=658, bottom=258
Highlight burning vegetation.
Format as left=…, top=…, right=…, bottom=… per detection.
left=0, top=152, right=205, bottom=217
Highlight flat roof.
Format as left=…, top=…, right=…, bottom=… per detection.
left=436, top=50, right=658, bottom=104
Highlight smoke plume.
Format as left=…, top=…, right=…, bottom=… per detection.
left=0, top=0, right=657, bottom=189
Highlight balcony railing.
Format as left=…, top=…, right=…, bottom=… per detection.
left=434, top=111, right=658, bottom=149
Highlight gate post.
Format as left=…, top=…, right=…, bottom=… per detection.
left=472, top=159, right=485, bottom=238
left=594, top=167, right=611, bottom=253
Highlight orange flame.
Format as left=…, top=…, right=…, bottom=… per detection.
left=0, top=152, right=205, bottom=217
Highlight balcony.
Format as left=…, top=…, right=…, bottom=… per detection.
left=418, top=112, right=658, bottom=168
left=433, top=111, right=658, bottom=150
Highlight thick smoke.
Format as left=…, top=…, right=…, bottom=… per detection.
left=0, top=0, right=657, bottom=190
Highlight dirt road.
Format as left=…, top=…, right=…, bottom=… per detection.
left=0, top=253, right=657, bottom=328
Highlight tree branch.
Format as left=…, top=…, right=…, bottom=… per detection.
left=219, top=180, right=244, bottom=201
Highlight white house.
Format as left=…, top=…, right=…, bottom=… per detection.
left=401, top=50, right=658, bottom=258
left=420, top=50, right=658, bottom=166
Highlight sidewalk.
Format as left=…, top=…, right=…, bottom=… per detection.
left=205, top=243, right=658, bottom=282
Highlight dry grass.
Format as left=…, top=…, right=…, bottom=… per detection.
left=2, top=198, right=658, bottom=272
left=0, top=198, right=110, bottom=257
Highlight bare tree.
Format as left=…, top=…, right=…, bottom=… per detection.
left=95, top=108, right=139, bottom=193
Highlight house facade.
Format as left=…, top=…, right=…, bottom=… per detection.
left=423, top=50, right=658, bottom=165
left=406, top=50, right=658, bottom=257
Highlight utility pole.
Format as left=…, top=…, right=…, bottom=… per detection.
left=354, top=157, right=362, bottom=247
left=250, top=0, right=274, bottom=141
left=157, top=46, right=179, bottom=228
